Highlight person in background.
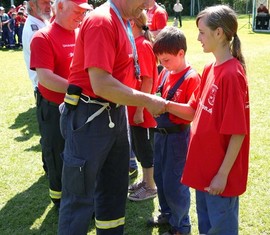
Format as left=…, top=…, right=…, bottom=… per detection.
left=8, top=12, right=16, bottom=48
left=165, top=5, right=250, bottom=234
left=57, top=0, right=166, bottom=233
left=16, top=1, right=28, bottom=15
left=0, top=7, right=10, bottom=48
left=15, top=10, right=26, bottom=48
left=0, top=8, right=2, bottom=39
left=22, top=0, right=52, bottom=91
left=147, top=26, right=200, bottom=235
left=256, top=3, right=269, bottom=30
left=7, top=5, right=16, bottom=18
left=257, top=3, right=269, bottom=14
left=22, top=0, right=52, bottom=176
left=146, top=0, right=168, bottom=37
left=127, top=11, right=158, bottom=202
left=173, top=0, right=183, bottom=27
left=30, top=0, right=91, bottom=209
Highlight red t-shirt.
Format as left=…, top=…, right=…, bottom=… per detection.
left=127, top=36, right=158, bottom=128
left=68, top=3, right=136, bottom=98
left=182, top=58, right=250, bottom=196
left=30, top=22, right=77, bottom=104
left=159, top=66, right=201, bottom=124
left=147, top=3, right=168, bottom=31
left=15, top=15, right=26, bottom=27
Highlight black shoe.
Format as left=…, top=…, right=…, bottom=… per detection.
left=129, top=167, right=138, bottom=179
left=147, top=213, right=170, bottom=227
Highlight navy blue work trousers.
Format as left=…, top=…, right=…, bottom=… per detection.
left=58, top=101, right=129, bottom=235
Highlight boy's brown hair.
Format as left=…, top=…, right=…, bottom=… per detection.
left=153, top=26, right=187, bottom=56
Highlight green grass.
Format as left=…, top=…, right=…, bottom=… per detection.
left=0, top=15, right=270, bottom=234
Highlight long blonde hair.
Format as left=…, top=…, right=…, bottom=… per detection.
left=133, top=10, right=154, bottom=44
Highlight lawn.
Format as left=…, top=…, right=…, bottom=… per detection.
left=0, top=15, right=270, bottom=235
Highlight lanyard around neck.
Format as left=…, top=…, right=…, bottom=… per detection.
left=108, top=0, right=141, bottom=80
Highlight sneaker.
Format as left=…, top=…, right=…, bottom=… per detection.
left=147, top=213, right=170, bottom=227
left=129, top=167, right=138, bottom=179
left=128, top=186, right=157, bottom=201
left=128, top=181, right=145, bottom=193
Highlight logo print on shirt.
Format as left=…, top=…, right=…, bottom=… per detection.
left=208, top=84, right=218, bottom=106
left=172, top=89, right=182, bottom=102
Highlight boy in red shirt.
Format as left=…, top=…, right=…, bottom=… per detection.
left=148, top=26, right=200, bottom=235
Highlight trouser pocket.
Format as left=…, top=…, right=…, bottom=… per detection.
left=62, top=154, right=86, bottom=196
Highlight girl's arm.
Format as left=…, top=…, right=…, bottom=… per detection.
left=204, top=134, right=245, bottom=195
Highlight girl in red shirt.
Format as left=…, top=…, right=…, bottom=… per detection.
left=165, top=5, right=250, bottom=234
left=127, top=11, right=158, bottom=201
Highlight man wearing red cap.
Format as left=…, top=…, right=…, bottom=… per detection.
left=30, top=0, right=92, bottom=209
left=57, top=0, right=166, bottom=234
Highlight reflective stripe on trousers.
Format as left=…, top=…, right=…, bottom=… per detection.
left=49, top=189, right=62, bottom=199
left=95, top=217, right=125, bottom=229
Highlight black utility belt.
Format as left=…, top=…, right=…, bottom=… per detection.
left=41, top=97, right=59, bottom=107
left=35, top=87, right=59, bottom=107
left=152, top=124, right=190, bottom=134
left=64, top=84, right=120, bottom=110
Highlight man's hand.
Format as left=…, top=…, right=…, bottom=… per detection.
left=145, top=95, right=166, bottom=117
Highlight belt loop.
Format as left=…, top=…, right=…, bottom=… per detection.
left=159, top=128, right=168, bottom=135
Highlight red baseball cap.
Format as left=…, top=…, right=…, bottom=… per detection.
left=70, top=0, right=93, bottom=10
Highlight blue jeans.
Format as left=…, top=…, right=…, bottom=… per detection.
left=196, top=190, right=239, bottom=235
left=154, top=129, right=191, bottom=234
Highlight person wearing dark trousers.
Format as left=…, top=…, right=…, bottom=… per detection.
left=57, top=0, right=167, bottom=234
left=173, top=0, right=183, bottom=27
left=30, top=0, right=91, bottom=208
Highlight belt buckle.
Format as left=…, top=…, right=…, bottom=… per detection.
left=80, top=94, right=91, bottom=103
left=159, top=128, right=168, bottom=135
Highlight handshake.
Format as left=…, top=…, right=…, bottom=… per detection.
left=144, top=94, right=170, bottom=118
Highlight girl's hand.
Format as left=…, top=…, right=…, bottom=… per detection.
left=204, top=172, right=228, bottom=195
left=133, top=109, right=144, bottom=124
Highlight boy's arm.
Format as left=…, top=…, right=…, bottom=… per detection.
left=165, top=100, right=195, bottom=121
left=204, top=134, right=245, bottom=195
